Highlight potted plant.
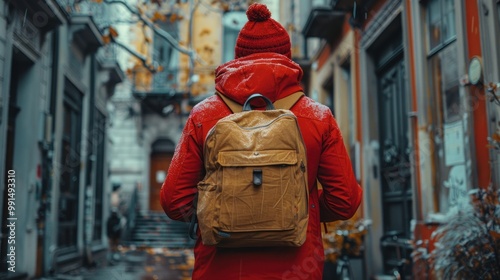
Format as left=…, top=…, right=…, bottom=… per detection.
left=429, top=187, right=500, bottom=279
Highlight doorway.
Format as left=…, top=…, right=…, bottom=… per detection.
left=0, top=51, right=33, bottom=273
left=373, top=23, right=413, bottom=277
left=376, top=46, right=412, bottom=237
left=57, top=79, right=83, bottom=254
left=149, top=153, right=173, bottom=212
left=149, top=138, right=175, bottom=212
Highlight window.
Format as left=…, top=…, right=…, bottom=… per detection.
left=58, top=82, right=83, bottom=251
left=153, top=21, right=179, bottom=91
left=222, top=11, right=246, bottom=63
left=312, top=0, right=329, bottom=7
left=427, top=0, right=456, bottom=52
left=341, top=63, right=354, bottom=145
left=497, top=0, right=500, bottom=28
left=93, top=110, right=106, bottom=241
left=322, top=77, right=334, bottom=115
left=341, top=61, right=359, bottom=180
left=428, top=44, right=459, bottom=122
left=425, top=0, right=465, bottom=213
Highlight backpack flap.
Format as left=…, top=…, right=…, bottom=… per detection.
left=218, top=150, right=298, bottom=166
left=218, top=150, right=298, bottom=188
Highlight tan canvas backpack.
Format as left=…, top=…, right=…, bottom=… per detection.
left=194, top=92, right=309, bottom=247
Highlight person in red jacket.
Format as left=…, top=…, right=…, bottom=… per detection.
left=161, top=3, right=362, bottom=279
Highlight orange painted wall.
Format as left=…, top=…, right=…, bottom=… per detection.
left=316, top=44, right=331, bottom=71
left=404, top=0, right=422, bottom=221
left=464, top=0, right=489, bottom=189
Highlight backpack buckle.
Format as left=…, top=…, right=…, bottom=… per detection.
left=253, top=169, right=262, bottom=186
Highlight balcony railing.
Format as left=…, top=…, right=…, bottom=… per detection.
left=97, top=43, right=119, bottom=65
left=132, top=67, right=184, bottom=95
left=56, top=0, right=113, bottom=29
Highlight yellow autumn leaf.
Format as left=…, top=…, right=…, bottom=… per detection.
left=108, top=26, right=119, bottom=38
left=169, top=13, right=178, bottom=22
left=199, top=28, right=210, bottom=36
left=489, top=82, right=498, bottom=91
left=102, top=35, right=111, bottom=44
left=492, top=132, right=500, bottom=142
left=151, top=11, right=166, bottom=22
left=91, top=0, right=103, bottom=3
left=203, top=45, right=213, bottom=53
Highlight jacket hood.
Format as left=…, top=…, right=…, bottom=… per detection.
left=215, top=53, right=303, bottom=105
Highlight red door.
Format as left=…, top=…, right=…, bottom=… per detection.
left=149, top=153, right=173, bottom=211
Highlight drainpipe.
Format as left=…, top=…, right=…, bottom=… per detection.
left=83, top=54, right=97, bottom=266
left=187, top=0, right=199, bottom=106
left=41, top=26, right=59, bottom=276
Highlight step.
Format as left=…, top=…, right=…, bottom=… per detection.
left=134, top=221, right=188, bottom=227
left=133, top=223, right=188, bottom=228
left=122, top=240, right=194, bottom=249
left=131, top=236, right=188, bottom=242
left=133, top=227, right=187, bottom=231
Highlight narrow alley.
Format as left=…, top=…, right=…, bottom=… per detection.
left=39, top=212, right=195, bottom=280
left=38, top=245, right=194, bottom=280
left=2, top=0, right=500, bottom=279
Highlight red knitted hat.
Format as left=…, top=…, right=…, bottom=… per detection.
left=235, top=3, right=291, bottom=59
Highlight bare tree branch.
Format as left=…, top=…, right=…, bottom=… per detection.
left=111, top=38, right=158, bottom=72
left=104, top=19, right=142, bottom=25
left=102, top=0, right=206, bottom=65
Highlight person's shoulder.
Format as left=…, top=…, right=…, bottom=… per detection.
left=191, top=94, right=220, bottom=112
left=190, top=94, right=228, bottom=121
left=294, top=95, right=334, bottom=121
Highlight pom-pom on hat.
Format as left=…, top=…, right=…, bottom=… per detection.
left=235, top=3, right=291, bottom=59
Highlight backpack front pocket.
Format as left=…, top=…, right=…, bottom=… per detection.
left=216, top=150, right=300, bottom=232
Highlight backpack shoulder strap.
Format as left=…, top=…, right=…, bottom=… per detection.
left=216, top=92, right=242, bottom=113
left=216, top=91, right=305, bottom=113
left=273, top=92, right=304, bottom=109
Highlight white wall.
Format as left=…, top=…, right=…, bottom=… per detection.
left=1, top=22, right=54, bottom=278
left=108, top=80, right=145, bottom=209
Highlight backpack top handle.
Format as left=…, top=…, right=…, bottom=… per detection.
left=242, top=93, right=275, bottom=111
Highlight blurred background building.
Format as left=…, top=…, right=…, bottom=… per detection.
left=1, top=0, right=500, bottom=279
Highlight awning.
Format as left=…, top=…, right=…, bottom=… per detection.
left=70, top=15, right=104, bottom=54
left=330, top=0, right=375, bottom=28
left=331, top=0, right=375, bottom=12
left=302, top=7, right=345, bottom=42
left=133, top=91, right=187, bottom=116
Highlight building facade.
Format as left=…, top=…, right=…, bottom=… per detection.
left=109, top=0, right=246, bottom=213
left=0, top=0, right=124, bottom=278
left=301, top=0, right=500, bottom=277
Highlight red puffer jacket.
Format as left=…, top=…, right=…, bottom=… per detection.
left=161, top=53, right=362, bottom=280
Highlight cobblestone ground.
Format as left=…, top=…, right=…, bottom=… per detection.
left=37, top=246, right=194, bottom=280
